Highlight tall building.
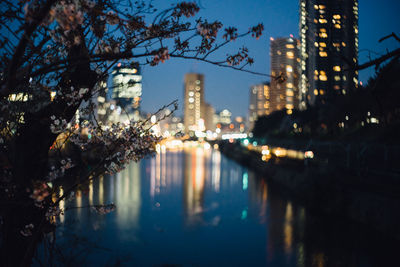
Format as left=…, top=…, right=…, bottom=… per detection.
left=202, top=102, right=216, bottom=132
left=183, top=73, right=204, bottom=133
left=299, top=0, right=359, bottom=108
left=270, top=37, right=301, bottom=114
left=111, top=62, right=142, bottom=120
left=249, top=82, right=271, bottom=128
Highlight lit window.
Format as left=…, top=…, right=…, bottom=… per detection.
left=333, top=14, right=341, bottom=19
left=320, top=70, right=326, bottom=75
left=286, top=44, right=294, bottom=49
left=319, top=90, right=325, bottom=95
left=319, top=74, right=327, bottom=81
left=286, top=90, right=294, bottom=96
left=314, top=70, right=319, bottom=75
left=277, top=50, right=282, bottom=55
left=314, top=89, right=319, bottom=95
left=314, top=42, right=319, bottom=47
left=286, top=104, right=294, bottom=109
left=333, top=66, right=341, bottom=72
left=286, top=51, right=294, bottom=58
left=320, top=28, right=326, bottom=32
left=334, top=24, right=341, bottom=29
left=333, top=43, right=340, bottom=47
left=342, top=42, right=346, bottom=47
left=287, top=83, right=293, bottom=88
left=319, top=19, right=327, bottom=23
left=319, top=42, right=326, bottom=47
left=319, top=33, right=328, bottom=38
left=334, top=76, right=341, bottom=81
left=319, top=51, right=328, bottom=57
left=314, top=4, right=318, bottom=9
left=286, top=65, right=293, bottom=72
left=319, top=5, right=326, bottom=9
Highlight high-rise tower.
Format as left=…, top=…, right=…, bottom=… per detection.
left=249, top=82, right=271, bottom=129
left=111, top=62, right=142, bottom=117
left=299, top=0, right=359, bottom=108
left=183, top=73, right=204, bottom=133
left=270, top=37, right=301, bottom=114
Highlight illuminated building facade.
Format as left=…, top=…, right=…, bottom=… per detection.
left=111, top=63, right=142, bottom=117
left=270, top=37, right=300, bottom=114
left=184, top=73, right=205, bottom=133
left=299, top=0, right=359, bottom=107
left=249, top=82, right=271, bottom=128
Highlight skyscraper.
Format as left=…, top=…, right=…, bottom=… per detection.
left=270, top=37, right=301, bottom=114
left=183, top=73, right=204, bottom=133
left=111, top=62, right=142, bottom=119
left=299, top=0, right=359, bottom=108
left=249, top=82, right=271, bottom=128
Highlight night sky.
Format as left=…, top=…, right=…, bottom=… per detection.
left=140, top=0, right=400, bottom=118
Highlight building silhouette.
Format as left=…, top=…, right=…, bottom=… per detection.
left=299, top=0, right=359, bottom=107
left=270, top=37, right=301, bottom=114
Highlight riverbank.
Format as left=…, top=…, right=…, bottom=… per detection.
left=218, top=141, right=400, bottom=240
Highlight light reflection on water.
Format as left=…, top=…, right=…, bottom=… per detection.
left=56, top=146, right=398, bottom=266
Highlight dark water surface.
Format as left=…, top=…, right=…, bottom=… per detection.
left=52, top=146, right=399, bottom=266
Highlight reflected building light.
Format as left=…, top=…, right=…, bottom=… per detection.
left=166, top=152, right=173, bottom=187
left=296, top=242, right=306, bottom=267
left=195, top=148, right=205, bottom=191
left=76, top=189, right=82, bottom=217
left=124, top=168, right=130, bottom=198
left=109, top=174, right=114, bottom=201
left=184, top=149, right=205, bottom=226
left=173, top=151, right=180, bottom=186
left=99, top=175, right=104, bottom=204
left=89, top=180, right=93, bottom=205
left=161, top=151, right=167, bottom=188
left=211, top=150, right=221, bottom=193
left=150, top=157, right=156, bottom=198
left=156, top=152, right=161, bottom=194
left=284, top=202, right=294, bottom=254
left=259, top=182, right=268, bottom=220
left=241, top=209, right=248, bottom=220
left=242, top=172, right=248, bottom=191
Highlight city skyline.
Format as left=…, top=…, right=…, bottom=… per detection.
left=140, top=0, right=400, bottom=118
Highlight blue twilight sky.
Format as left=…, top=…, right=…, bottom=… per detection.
left=140, top=0, right=400, bottom=118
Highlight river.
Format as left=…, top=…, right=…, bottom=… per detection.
left=50, top=144, right=398, bottom=266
